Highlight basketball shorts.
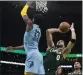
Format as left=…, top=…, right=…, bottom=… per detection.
left=25, top=51, right=45, bottom=75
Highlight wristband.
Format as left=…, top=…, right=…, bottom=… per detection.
left=71, top=39, right=76, bottom=43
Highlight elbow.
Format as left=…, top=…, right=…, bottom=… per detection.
left=46, top=29, right=50, bottom=37
left=46, top=29, right=50, bottom=33
left=46, top=29, right=51, bottom=36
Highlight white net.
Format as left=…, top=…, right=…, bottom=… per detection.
left=36, top=0, right=48, bottom=13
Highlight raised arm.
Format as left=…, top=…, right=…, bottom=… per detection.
left=46, top=28, right=61, bottom=49
left=63, top=23, right=76, bottom=58
left=21, top=2, right=34, bottom=31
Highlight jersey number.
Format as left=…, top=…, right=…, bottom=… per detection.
left=56, top=55, right=60, bottom=60
left=34, top=29, right=40, bottom=42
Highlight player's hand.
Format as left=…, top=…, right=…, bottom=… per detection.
left=70, top=22, right=75, bottom=31
left=6, top=46, right=14, bottom=52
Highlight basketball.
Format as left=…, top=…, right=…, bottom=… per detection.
left=59, top=22, right=70, bottom=32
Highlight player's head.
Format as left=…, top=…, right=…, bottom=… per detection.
left=32, top=14, right=44, bottom=25
left=74, top=62, right=81, bottom=69
left=56, top=40, right=65, bottom=48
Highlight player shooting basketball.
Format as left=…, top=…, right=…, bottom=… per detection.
left=44, top=22, right=76, bottom=74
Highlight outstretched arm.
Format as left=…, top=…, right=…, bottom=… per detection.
left=6, top=45, right=24, bottom=52
left=21, top=1, right=34, bottom=31
left=63, top=23, right=76, bottom=58
left=46, top=28, right=61, bottom=50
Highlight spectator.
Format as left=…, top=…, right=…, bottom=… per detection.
left=68, top=61, right=82, bottom=75
left=55, top=65, right=64, bottom=75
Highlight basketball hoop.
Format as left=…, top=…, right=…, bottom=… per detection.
left=36, top=0, right=48, bottom=13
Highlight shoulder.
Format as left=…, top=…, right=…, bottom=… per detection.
left=34, top=24, right=41, bottom=32
left=34, top=24, right=40, bottom=28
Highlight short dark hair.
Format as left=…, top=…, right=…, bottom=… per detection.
left=56, top=40, right=67, bottom=47
left=33, top=14, right=44, bottom=25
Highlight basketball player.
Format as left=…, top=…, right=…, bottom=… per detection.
left=44, top=22, right=76, bottom=75
left=68, top=62, right=82, bottom=75
left=6, top=1, right=45, bottom=75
